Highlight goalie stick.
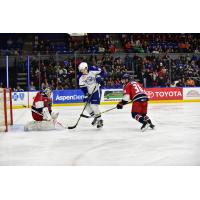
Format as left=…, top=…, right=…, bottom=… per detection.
left=31, top=108, right=66, bottom=129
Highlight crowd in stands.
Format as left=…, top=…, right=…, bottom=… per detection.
left=137, top=54, right=200, bottom=87
left=31, top=33, right=200, bottom=54
left=9, top=53, right=199, bottom=91
left=0, top=34, right=24, bottom=55
left=28, top=56, right=76, bottom=90
left=1, top=33, right=200, bottom=55
left=17, top=55, right=128, bottom=90
left=31, top=34, right=118, bottom=54
left=0, top=53, right=198, bottom=91
left=0, top=33, right=200, bottom=90
left=122, top=33, right=200, bottom=53
left=30, top=33, right=200, bottom=54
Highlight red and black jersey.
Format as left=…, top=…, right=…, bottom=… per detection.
left=123, top=81, right=148, bottom=102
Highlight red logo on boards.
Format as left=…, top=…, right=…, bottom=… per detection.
left=145, top=88, right=183, bottom=100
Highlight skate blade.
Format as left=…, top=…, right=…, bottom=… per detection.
left=141, top=123, right=150, bottom=132
left=97, top=124, right=103, bottom=129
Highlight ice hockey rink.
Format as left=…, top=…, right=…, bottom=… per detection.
left=0, top=102, right=200, bottom=166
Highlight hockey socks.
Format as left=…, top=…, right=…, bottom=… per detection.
left=143, top=115, right=155, bottom=129
left=132, top=112, right=145, bottom=124
left=132, top=112, right=151, bottom=131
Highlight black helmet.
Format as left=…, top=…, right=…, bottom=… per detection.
left=122, top=73, right=130, bottom=80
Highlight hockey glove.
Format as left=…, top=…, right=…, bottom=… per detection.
left=51, top=112, right=59, bottom=120
left=96, top=76, right=104, bottom=86
left=83, top=94, right=90, bottom=102
left=117, top=102, right=123, bottom=109
left=117, top=100, right=128, bottom=109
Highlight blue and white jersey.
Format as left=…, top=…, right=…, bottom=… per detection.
left=79, top=66, right=102, bottom=95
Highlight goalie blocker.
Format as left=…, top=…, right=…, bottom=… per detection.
left=24, top=88, right=59, bottom=131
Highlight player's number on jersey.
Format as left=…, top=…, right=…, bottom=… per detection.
left=132, top=83, right=144, bottom=93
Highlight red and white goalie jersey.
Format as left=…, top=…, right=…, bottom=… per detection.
left=24, top=88, right=61, bottom=132
left=31, top=91, right=52, bottom=121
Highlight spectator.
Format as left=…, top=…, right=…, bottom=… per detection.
left=41, top=79, right=49, bottom=90
left=157, top=63, right=167, bottom=87
left=30, top=81, right=36, bottom=91
left=14, top=85, right=24, bottom=92
left=170, top=81, right=177, bottom=87
left=185, top=77, right=195, bottom=87
left=152, top=70, right=158, bottom=87
left=0, top=82, right=3, bottom=88
left=50, top=79, right=56, bottom=90
left=176, top=79, right=185, bottom=87
left=143, top=69, right=152, bottom=87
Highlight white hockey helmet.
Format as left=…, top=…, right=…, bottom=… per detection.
left=78, top=62, right=88, bottom=72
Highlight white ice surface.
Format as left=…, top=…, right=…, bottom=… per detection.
left=0, top=103, right=200, bottom=166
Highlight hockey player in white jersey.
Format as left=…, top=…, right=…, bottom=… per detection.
left=78, top=62, right=104, bottom=128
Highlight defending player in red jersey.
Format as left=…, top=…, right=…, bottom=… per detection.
left=24, top=88, right=59, bottom=131
left=117, top=74, right=155, bottom=132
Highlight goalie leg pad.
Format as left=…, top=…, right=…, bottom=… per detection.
left=24, top=120, right=56, bottom=132
left=42, top=107, right=52, bottom=121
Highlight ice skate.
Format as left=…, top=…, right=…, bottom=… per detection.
left=91, top=117, right=98, bottom=126
left=97, top=119, right=103, bottom=128
left=149, top=124, right=155, bottom=129
left=141, top=122, right=150, bottom=132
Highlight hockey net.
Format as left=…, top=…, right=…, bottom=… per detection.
left=0, top=88, right=13, bottom=132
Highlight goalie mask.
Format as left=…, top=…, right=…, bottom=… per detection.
left=43, top=87, right=52, bottom=98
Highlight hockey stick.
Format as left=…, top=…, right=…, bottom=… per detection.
left=101, top=95, right=149, bottom=114
left=67, top=85, right=97, bottom=129
left=80, top=106, right=118, bottom=118
left=79, top=101, right=131, bottom=118
left=80, top=95, right=148, bottom=118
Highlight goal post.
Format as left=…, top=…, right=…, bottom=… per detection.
left=0, top=88, right=13, bottom=132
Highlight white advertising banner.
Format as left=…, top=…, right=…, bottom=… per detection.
left=12, top=91, right=28, bottom=107
left=28, top=91, right=38, bottom=105
left=12, top=91, right=37, bottom=108
left=183, top=87, right=200, bottom=100
left=101, top=89, right=123, bottom=102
